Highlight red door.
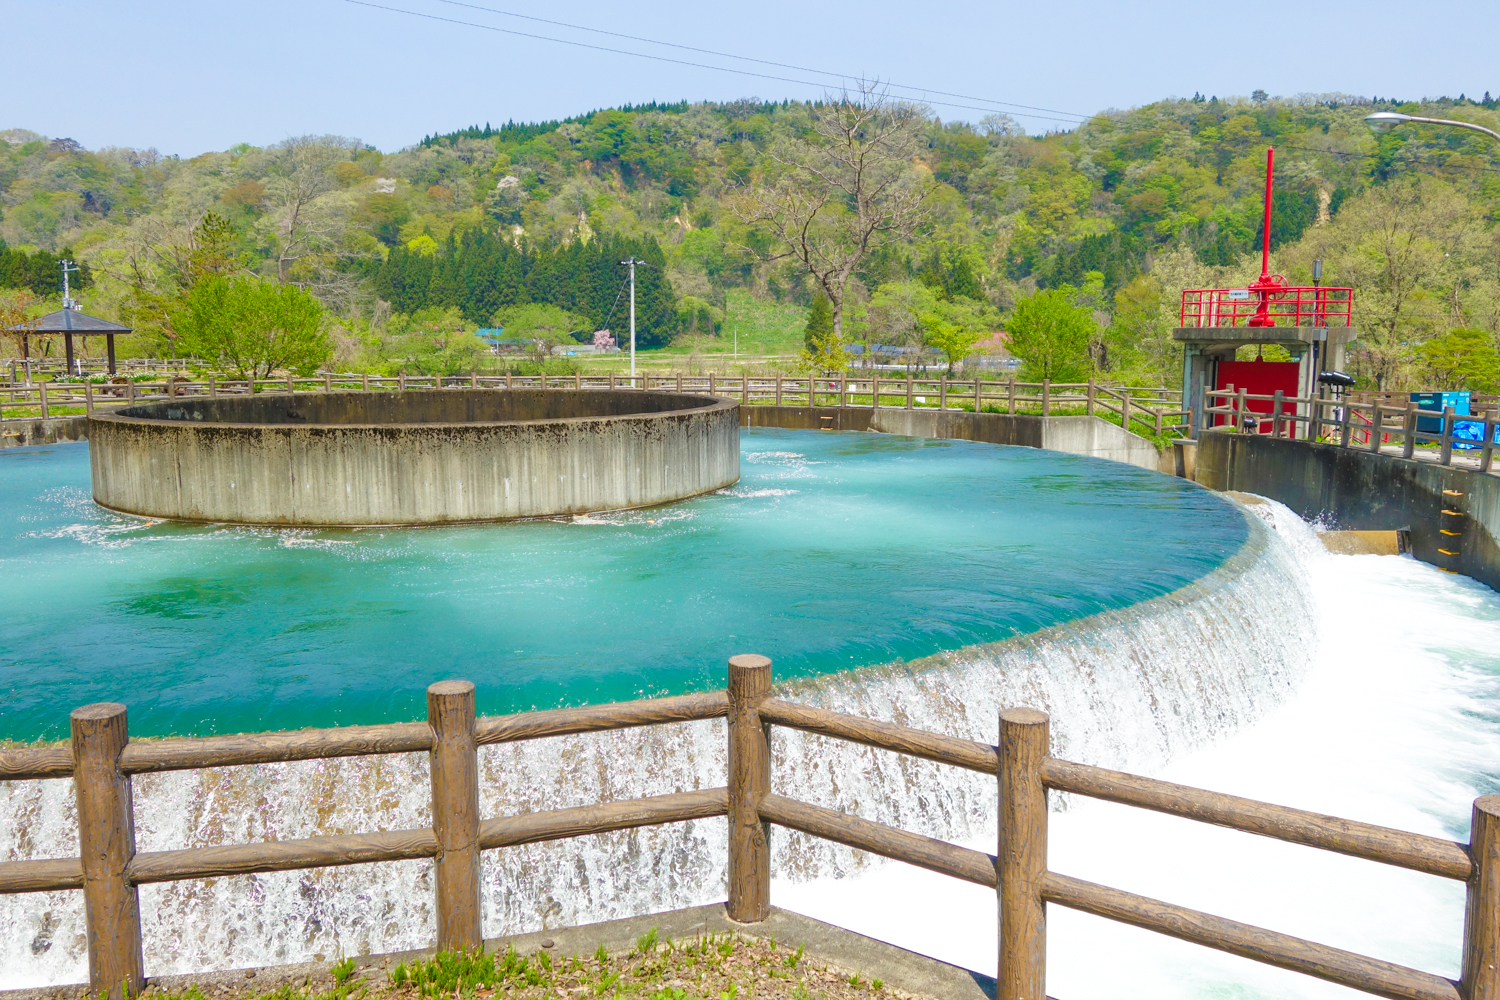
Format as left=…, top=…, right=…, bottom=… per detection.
left=1215, top=360, right=1300, bottom=430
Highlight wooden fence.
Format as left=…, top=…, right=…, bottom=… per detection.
left=0, top=657, right=1489, bottom=1000
left=1204, top=387, right=1499, bottom=472
left=0, top=373, right=1190, bottom=441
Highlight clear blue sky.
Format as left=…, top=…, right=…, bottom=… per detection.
left=2, top=0, right=1494, bottom=155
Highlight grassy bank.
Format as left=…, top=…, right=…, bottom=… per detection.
left=137, top=931, right=932, bottom=1000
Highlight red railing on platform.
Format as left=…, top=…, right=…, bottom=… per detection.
left=1181, top=286, right=1354, bottom=329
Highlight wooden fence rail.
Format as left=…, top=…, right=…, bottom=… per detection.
left=0, top=374, right=1191, bottom=441
left=0, top=662, right=1487, bottom=1000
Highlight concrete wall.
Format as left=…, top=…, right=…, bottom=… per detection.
left=740, top=404, right=1171, bottom=472
left=1197, top=431, right=1500, bottom=590
left=89, top=390, right=740, bottom=526
left=0, top=416, right=87, bottom=449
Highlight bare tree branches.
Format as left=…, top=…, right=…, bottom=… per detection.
left=732, top=82, right=934, bottom=348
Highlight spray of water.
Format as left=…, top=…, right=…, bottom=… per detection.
left=781, top=499, right=1500, bottom=999
left=0, top=505, right=1317, bottom=988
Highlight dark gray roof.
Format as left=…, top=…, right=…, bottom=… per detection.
left=10, top=309, right=132, bottom=334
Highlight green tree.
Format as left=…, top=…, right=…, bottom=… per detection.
left=1414, top=328, right=1500, bottom=391
left=491, top=303, right=590, bottom=363
left=1005, top=289, right=1096, bottom=382
left=177, top=277, right=330, bottom=378
left=804, top=293, right=833, bottom=349
left=922, top=311, right=984, bottom=374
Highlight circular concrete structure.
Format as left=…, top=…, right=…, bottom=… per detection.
left=87, top=390, right=740, bottom=525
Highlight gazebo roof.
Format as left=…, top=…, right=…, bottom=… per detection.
left=9, top=309, right=132, bottom=334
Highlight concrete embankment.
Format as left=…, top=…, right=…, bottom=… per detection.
left=741, top=404, right=1171, bottom=473
left=0, top=416, right=87, bottom=449
left=1198, top=431, right=1500, bottom=589
left=88, top=390, right=740, bottom=525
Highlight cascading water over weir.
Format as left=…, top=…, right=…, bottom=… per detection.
left=0, top=428, right=1321, bottom=989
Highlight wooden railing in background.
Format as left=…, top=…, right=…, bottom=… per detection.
left=0, top=657, right=1488, bottom=1000
left=0, top=373, right=1191, bottom=441
left=1203, top=386, right=1498, bottom=472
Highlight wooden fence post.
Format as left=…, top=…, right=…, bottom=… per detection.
left=871, top=378, right=879, bottom=409
left=1008, top=377, right=1016, bottom=414
left=1369, top=404, right=1384, bottom=454
left=939, top=377, right=947, bottom=410
left=428, top=680, right=482, bottom=953
left=1462, top=795, right=1500, bottom=1000
left=775, top=376, right=783, bottom=407
left=742, top=375, right=749, bottom=406
left=1086, top=379, right=1095, bottom=417
left=72, top=703, right=145, bottom=1000
left=1272, top=390, right=1284, bottom=438
left=1041, top=379, right=1050, bottom=417
left=905, top=376, right=913, bottom=409
left=1120, top=391, right=1131, bottom=433
left=85, top=379, right=93, bottom=413
left=39, top=382, right=48, bottom=419
left=974, top=377, right=983, bottom=413
left=998, top=707, right=1049, bottom=1000
left=727, top=653, right=772, bottom=923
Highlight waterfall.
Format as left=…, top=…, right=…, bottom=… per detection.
left=0, top=503, right=1316, bottom=988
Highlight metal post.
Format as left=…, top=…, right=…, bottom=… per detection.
left=1442, top=406, right=1455, bottom=466
left=1482, top=412, right=1496, bottom=474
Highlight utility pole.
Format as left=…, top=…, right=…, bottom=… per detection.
left=58, top=259, right=79, bottom=309
left=620, top=256, right=646, bottom=379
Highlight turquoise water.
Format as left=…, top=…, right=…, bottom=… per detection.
left=0, top=430, right=1246, bottom=741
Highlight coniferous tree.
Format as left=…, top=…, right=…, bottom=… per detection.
left=804, top=293, right=833, bottom=349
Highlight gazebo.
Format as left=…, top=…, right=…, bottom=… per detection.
left=8, top=306, right=131, bottom=374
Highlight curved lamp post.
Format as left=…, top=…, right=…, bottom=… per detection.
left=1364, top=110, right=1500, bottom=145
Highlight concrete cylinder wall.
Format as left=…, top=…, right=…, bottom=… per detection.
left=87, top=390, right=740, bottom=525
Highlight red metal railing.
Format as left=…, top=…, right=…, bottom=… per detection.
left=1180, top=285, right=1354, bottom=329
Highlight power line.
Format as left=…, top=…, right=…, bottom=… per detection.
left=425, top=0, right=1089, bottom=121
left=340, top=0, right=1090, bottom=126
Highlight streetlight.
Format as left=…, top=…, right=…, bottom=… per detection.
left=1364, top=111, right=1500, bottom=144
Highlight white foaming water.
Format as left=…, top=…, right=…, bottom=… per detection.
left=0, top=504, right=1318, bottom=988
left=779, top=500, right=1500, bottom=998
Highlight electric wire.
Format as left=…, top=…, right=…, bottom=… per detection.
left=340, top=0, right=1090, bottom=126
left=424, top=0, right=1088, bottom=121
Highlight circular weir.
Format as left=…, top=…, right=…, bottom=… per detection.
left=86, top=389, right=740, bottom=525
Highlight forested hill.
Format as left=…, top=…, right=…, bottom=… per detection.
left=1, top=91, right=1497, bottom=386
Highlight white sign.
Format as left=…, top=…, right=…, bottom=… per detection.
left=1227, top=289, right=1252, bottom=301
